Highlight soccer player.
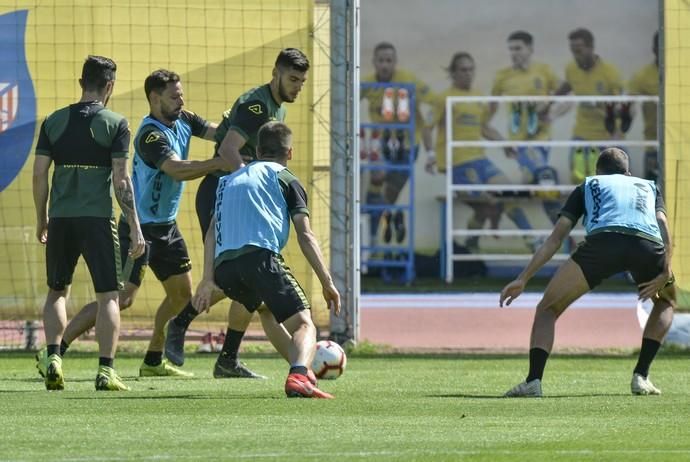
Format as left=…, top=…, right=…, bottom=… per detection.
left=38, top=69, right=226, bottom=378
left=628, top=32, right=660, bottom=182
left=165, top=48, right=309, bottom=379
left=360, top=42, right=435, bottom=248
left=424, top=52, right=527, bottom=253
left=489, top=30, right=564, bottom=225
left=501, top=147, right=675, bottom=397
left=32, top=55, right=146, bottom=391
left=557, top=28, right=624, bottom=183
left=193, top=121, right=340, bottom=398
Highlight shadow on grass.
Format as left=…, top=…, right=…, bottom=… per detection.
left=428, top=393, right=631, bottom=399
left=63, top=394, right=280, bottom=400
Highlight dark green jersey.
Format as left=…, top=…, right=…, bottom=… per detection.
left=214, top=84, right=286, bottom=164
left=35, top=101, right=130, bottom=218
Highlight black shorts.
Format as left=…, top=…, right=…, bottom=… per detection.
left=214, top=248, right=310, bottom=323
left=118, top=219, right=191, bottom=285
left=196, top=174, right=219, bottom=241
left=572, top=232, right=666, bottom=290
left=46, top=217, right=121, bottom=293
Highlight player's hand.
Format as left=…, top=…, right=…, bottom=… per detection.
left=128, top=225, right=146, bottom=259
left=193, top=279, right=220, bottom=313
left=425, top=150, right=437, bottom=175
left=36, top=220, right=48, bottom=244
left=500, top=279, right=526, bottom=307
left=322, top=283, right=341, bottom=316
left=638, top=270, right=672, bottom=301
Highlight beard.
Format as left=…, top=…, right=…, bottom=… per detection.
left=278, top=80, right=295, bottom=103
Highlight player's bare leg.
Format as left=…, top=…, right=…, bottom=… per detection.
left=42, top=286, right=70, bottom=390
left=283, top=310, right=331, bottom=399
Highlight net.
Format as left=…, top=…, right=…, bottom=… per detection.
left=0, top=0, right=333, bottom=348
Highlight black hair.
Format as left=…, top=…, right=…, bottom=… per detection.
left=80, top=55, right=117, bottom=91
left=508, top=31, right=533, bottom=46
left=275, top=48, right=310, bottom=73
left=568, top=28, right=595, bottom=47
left=373, top=41, right=396, bottom=56
left=446, top=52, right=474, bottom=74
left=257, top=121, right=292, bottom=159
left=144, top=69, right=181, bottom=102
left=597, top=148, right=629, bottom=174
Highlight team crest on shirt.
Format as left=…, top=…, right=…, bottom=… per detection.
left=248, top=104, right=263, bottom=115
left=145, top=132, right=160, bottom=143
left=0, top=10, right=37, bottom=192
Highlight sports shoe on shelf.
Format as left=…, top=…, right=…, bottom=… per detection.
left=510, top=102, right=522, bottom=135
left=631, top=373, right=661, bottom=395
left=95, top=366, right=130, bottom=391
left=213, top=359, right=267, bottom=379
left=381, top=87, right=395, bottom=121
left=45, top=354, right=64, bottom=391
left=526, top=102, right=538, bottom=136
left=619, top=102, right=632, bottom=133
left=139, top=359, right=194, bottom=378
left=35, top=347, right=48, bottom=378
left=197, top=332, right=215, bottom=353
left=504, top=378, right=542, bottom=397
left=285, top=373, right=333, bottom=399
left=396, top=88, right=410, bottom=122
left=164, top=321, right=187, bottom=366
left=604, top=102, right=616, bottom=135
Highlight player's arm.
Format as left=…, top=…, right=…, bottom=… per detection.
left=160, top=154, right=227, bottom=181
left=112, top=157, right=145, bottom=259
left=182, top=109, right=218, bottom=141
left=292, top=213, right=341, bottom=315
left=217, top=129, right=248, bottom=173
left=481, top=111, right=516, bottom=158
left=193, top=215, right=220, bottom=313
left=32, top=120, right=53, bottom=244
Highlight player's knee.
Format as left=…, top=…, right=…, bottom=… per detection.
left=120, top=294, right=135, bottom=310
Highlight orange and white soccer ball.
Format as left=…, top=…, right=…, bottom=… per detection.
left=312, top=340, right=347, bottom=380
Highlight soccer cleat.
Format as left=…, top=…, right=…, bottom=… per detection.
left=307, top=368, right=318, bottom=386
left=631, top=373, right=661, bottom=395
left=604, top=102, right=616, bottom=135
left=164, top=321, right=187, bottom=366
left=95, top=366, right=130, bottom=391
left=526, top=102, right=538, bottom=136
left=35, top=347, right=48, bottom=378
left=381, top=87, right=395, bottom=121
left=510, top=102, right=522, bottom=135
left=504, top=378, right=542, bottom=397
left=213, top=359, right=267, bottom=379
left=285, top=373, right=334, bottom=399
left=396, top=88, right=410, bottom=122
left=44, top=354, right=64, bottom=391
left=619, top=103, right=632, bottom=133
left=139, top=359, right=194, bottom=378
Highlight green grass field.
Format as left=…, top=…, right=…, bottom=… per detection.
left=1, top=351, right=689, bottom=461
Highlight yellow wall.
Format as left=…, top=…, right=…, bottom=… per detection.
left=0, top=0, right=331, bottom=326
left=663, top=0, right=690, bottom=307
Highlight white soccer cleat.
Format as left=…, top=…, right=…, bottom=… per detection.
left=381, top=87, right=395, bottom=121
left=504, top=379, right=542, bottom=397
left=396, top=88, right=410, bottom=122
left=631, top=373, right=661, bottom=395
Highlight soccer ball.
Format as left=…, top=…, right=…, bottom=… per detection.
left=311, top=340, right=347, bottom=380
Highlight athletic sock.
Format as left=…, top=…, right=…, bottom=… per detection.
left=218, top=328, right=245, bottom=363
left=526, top=347, right=550, bottom=382
left=633, top=338, right=661, bottom=378
left=173, top=302, right=199, bottom=329
left=59, top=340, right=69, bottom=356
left=144, top=351, right=163, bottom=367
left=289, top=365, right=308, bottom=376
left=47, top=344, right=60, bottom=357
left=99, top=357, right=114, bottom=368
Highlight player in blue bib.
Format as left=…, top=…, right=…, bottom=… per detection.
left=500, top=147, right=676, bottom=397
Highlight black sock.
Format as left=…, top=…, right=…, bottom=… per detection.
left=60, top=340, right=69, bottom=356
left=144, top=350, right=163, bottom=366
left=173, top=302, right=199, bottom=329
left=290, top=365, right=308, bottom=376
left=633, top=338, right=661, bottom=378
left=218, top=328, right=245, bottom=363
left=99, top=357, right=114, bottom=368
left=47, top=344, right=60, bottom=357
left=526, top=347, right=550, bottom=382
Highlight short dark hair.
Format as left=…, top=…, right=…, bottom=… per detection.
left=275, top=48, right=310, bottom=73
left=144, top=69, right=181, bottom=102
left=80, top=55, right=117, bottom=92
left=373, top=41, right=396, bottom=56
left=257, top=121, right=292, bottom=160
left=596, top=148, right=629, bottom=175
left=568, top=28, right=595, bottom=47
left=508, top=31, right=533, bottom=46
left=446, top=52, right=474, bottom=74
